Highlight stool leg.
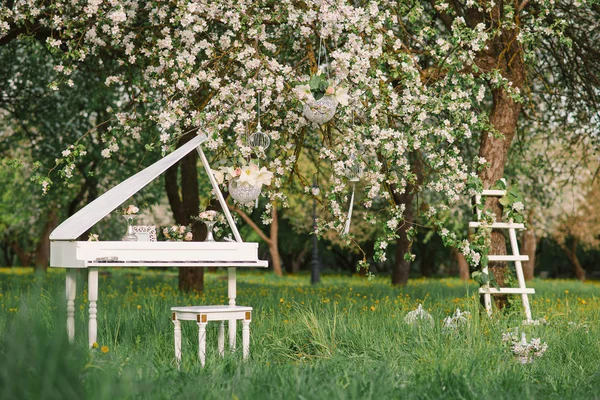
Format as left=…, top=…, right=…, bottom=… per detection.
left=218, top=321, right=225, bottom=357
left=198, top=321, right=207, bottom=367
left=242, top=320, right=250, bottom=360
left=173, top=318, right=182, bottom=367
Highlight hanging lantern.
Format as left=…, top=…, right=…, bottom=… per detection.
left=345, top=154, right=364, bottom=182
left=248, top=122, right=271, bottom=152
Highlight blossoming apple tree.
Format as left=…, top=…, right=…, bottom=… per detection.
left=2, top=0, right=599, bottom=295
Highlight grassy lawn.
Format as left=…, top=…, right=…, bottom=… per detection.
left=1, top=267, right=599, bottom=399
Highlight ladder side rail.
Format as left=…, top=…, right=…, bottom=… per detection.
left=508, top=228, right=533, bottom=320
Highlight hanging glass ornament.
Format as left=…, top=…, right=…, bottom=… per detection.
left=345, top=154, right=364, bottom=182
left=248, top=122, right=271, bottom=152
left=343, top=154, right=363, bottom=235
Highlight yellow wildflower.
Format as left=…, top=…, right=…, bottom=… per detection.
left=101, top=346, right=109, bottom=353
left=92, top=342, right=99, bottom=349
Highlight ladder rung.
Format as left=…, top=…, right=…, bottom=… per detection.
left=479, top=288, right=535, bottom=294
left=469, top=222, right=525, bottom=229
left=480, top=190, right=506, bottom=196
left=487, top=255, right=529, bottom=262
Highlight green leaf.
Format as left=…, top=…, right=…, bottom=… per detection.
left=492, top=179, right=506, bottom=190
left=498, top=196, right=510, bottom=207
left=308, top=75, right=322, bottom=90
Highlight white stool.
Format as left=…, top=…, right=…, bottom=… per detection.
left=171, top=305, right=252, bottom=367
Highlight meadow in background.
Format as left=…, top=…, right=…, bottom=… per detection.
left=1, top=268, right=599, bottom=400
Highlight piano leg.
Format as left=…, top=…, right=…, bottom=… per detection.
left=228, top=267, right=236, bottom=350
left=88, top=268, right=98, bottom=348
left=66, top=269, right=76, bottom=343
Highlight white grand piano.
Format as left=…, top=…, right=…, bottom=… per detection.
left=49, top=135, right=268, bottom=347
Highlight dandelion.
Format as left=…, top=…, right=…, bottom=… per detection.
left=92, top=342, right=98, bottom=349
left=101, top=345, right=109, bottom=353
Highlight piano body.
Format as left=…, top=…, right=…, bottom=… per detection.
left=49, top=135, right=268, bottom=347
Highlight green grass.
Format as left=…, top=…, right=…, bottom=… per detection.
left=1, top=268, right=599, bottom=399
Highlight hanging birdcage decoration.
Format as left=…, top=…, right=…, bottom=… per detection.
left=248, top=122, right=271, bottom=153
left=345, top=154, right=364, bottom=182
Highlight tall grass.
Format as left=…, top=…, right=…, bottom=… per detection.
left=0, top=268, right=599, bottom=399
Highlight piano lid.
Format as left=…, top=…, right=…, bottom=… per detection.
left=50, top=135, right=207, bottom=241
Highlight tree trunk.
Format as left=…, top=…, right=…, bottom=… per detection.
left=34, top=209, right=57, bottom=272
left=290, top=246, right=308, bottom=274
left=392, top=194, right=414, bottom=286
left=522, top=213, right=537, bottom=280
left=10, top=241, right=30, bottom=267
left=165, top=135, right=203, bottom=292
left=455, top=249, right=470, bottom=281
left=560, top=238, right=586, bottom=281
left=389, top=153, right=420, bottom=286
left=478, top=84, right=523, bottom=309
left=269, top=206, right=283, bottom=277
left=418, top=238, right=435, bottom=277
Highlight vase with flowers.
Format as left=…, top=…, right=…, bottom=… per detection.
left=212, top=161, right=274, bottom=204
left=194, top=210, right=223, bottom=242
left=121, top=204, right=139, bottom=241
left=294, top=73, right=349, bottom=124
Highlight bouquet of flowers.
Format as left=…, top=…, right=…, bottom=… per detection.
left=122, top=204, right=139, bottom=215
left=294, top=73, right=349, bottom=124
left=163, top=224, right=193, bottom=241
left=196, top=210, right=220, bottom=222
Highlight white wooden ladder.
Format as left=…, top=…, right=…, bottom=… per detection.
left=470, top=189, right=534, bottom=320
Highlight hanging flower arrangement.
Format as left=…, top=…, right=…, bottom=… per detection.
left=212, top=161, right=274, bottom=204
left=294, top=73, right=349, bottom=124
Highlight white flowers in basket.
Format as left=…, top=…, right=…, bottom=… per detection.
left=212, top=162, right=273, bottom=203
left=294, top=73, right=349, bottom=124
